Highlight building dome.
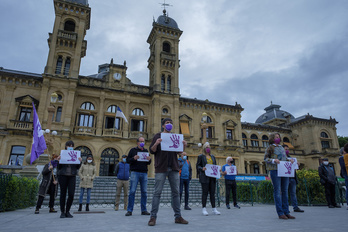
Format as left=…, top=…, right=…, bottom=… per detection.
left=156, top=9, right=179, bottom=29
left=255, top=103, right=295, bottom=124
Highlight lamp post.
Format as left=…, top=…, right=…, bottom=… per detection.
left=201, top=112, right=208, bottom=145
left=45, top=92, right=58, bottom=157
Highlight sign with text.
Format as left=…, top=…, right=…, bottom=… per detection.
left=160, top=133, right=184, bottom=152
left=59, top=150, right=81, bottom=164
left=205, top=164, right=221, bottom=179
left=277, top=161, right=295, bottom=177
left=137, top=152, right=150, bottom=162
left=225, top=165, right=237, bottom=175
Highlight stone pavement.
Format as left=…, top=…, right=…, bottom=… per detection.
left=0, top=204, right=347, bottom=232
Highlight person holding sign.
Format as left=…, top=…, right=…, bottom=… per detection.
left=126, top=137, right=151, bottom=216
left=196, top=142, right=221, bottom=216
left=221, top=157, right=240, bottom=210
left=78, top=154, right=96, bottom=212
left=148, top=118, right=188, bottom=226
left=35, top=154, right=59, bottom=214
left=58, top=140, right=82, bottom=218
left=264, top=133, right=295, bottom=220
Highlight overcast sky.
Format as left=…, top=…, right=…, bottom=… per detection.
left=1, top=0, right=347, bottom=137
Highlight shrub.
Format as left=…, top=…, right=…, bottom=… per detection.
left=256, top=180, right=274, bottom=204
left=236, top=182, right=257, bottom=203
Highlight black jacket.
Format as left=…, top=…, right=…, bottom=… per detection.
left=127, top=146, right=152, bottom=173
left=318, top=164, right=336, bottom=185
left=196, top=154, right=217, bottom=184
left=38, top=163, right=58, bottom=197
left=57, top=163, right=81, bottom=176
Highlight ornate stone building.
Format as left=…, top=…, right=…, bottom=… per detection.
left=0, top=0, right=340, bottom=177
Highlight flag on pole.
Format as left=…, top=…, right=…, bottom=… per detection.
left=30, top=102, right=47, bottom=164
left=116, top=106, right=128, bottom=124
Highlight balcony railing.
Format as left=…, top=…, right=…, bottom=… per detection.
left=74, top=126, right=96, bottom=135
left=129, top=131, right=148, bottom=140
left=58, top=30, right=77, bottom=41
left=223, top=139, right=240, bottom=146
left=8, top=120, right=33, bottom=130
left=102, top=128, right=122, bottom=137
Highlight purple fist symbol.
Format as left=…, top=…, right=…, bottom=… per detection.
left=67, top=151, right=77, bottom=162
left=169, top=134, right=180, bottom=149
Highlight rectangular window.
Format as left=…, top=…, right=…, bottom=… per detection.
left=243, top=139, right=248, bottom=147
left=55, top=107, right=62, bottom=122
left=79, top=114, right=94, bottom=127
left=180, top=122, right=190, bottom=135
left=19, top=107, right=32, bottom=122
left=131, top=120, right=144, bottom=132
left=226, top=129, right=232, bottom=139
left=8, top=146, right=26, bottom=166
left=105, top=117, right=120, bottom=129
left=321, top=141, right=330, bottom=148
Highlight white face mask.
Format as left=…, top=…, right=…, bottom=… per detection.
left=87, top=160, right=92, bottom=163
left=323, top=161, right=329, bottom=165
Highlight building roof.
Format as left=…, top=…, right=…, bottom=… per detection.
left=156, top=9, right=179, bottom=29
left=255, top=103, right=295, bottom=124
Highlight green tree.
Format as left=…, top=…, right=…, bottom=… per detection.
left=338, top=136, right=348, bottom=148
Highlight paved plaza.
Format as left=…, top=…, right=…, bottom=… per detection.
left=0, top=204, right=347, bottom=232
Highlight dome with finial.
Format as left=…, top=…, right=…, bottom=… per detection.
left=255, top=102, right=295, bottom=124
left=156, top=9, right=179, bottom=29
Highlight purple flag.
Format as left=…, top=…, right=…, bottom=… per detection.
left=30, top=103, right=47, bottom=164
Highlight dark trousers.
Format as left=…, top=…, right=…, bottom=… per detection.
left=179, top=178, right=190, bottom=207
left=36, top=181, right=56, bottom=208
left=324, top=182, right=337, bottom=206
left=225, top=179, right=237, bottom=206
left=58, top=175, right=76, bottom=213
left=201, top=177, right=216, bottom=208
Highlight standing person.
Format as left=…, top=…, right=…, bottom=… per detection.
left=115, top=155, right=130, bottom=211
left=125, top=137, right=151, bottom=216
left=196, top=142, right=221, bottom=216
left=221, top=157, right=240, bottom=209
left=264, top=133, right=295, bottom=220
left=148, top=118, right=189, bottom=226
left=78, top=154, right=96, bottom=212
left=339, top=144, right=348, bottom=210
left=35, top=154, right=59, bottom=214
left=178, top=152, right=192, bottom=210
left=318, top=157, right=341, bottom=208
left=58, top=140, right=82, bottom=218
left=283, top=144, right=304, bottom=213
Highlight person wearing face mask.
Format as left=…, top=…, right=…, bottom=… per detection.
left=178, top=152, right=192, bottom=210
left=78, top=154, right=96, bottom=212
left=148, top=118, right=188, bottom=226
left=115, top=154, right=130, bottom=211
left=283, top=144, right=304, bottom=213
left=125, top=137, right=152, bottom=216
left=318, top=157, right=341, bottom=208
left=196, top=142, right=221, bottom=216
left=264, top=133, right=295, bottom=220
left=35, top=154, right=59, bottom=214
left=221, top=157, right=240, bottom=209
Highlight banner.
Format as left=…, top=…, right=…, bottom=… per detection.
left=205, top=164, right=221, bottom=179
left=59, top=150, right=81, bottom=164
left=137, top=152, right=149, bottom=162
left=225, top=165, right=237, bottom=175
left=160, top=133, right=184, bottom=152
left=30, top=103, right=47, bottom=164
left=277, top=161, right=295, bottom=177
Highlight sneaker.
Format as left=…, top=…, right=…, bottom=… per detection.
left=226, top=204, right=230, bottom=209
left=234, top=204, right=241, bottom=209
left=141, top=211, right=150, bottom=215
left=49, top=208, right=57, bottom=213
left=212, top=208, right=221, bottom=215
left=125, top=211, right=132, bottom=216
left=202, top=207, right=208, bottom=216
left=286, top=214, right=296, bottom=219
left=60, top=212, right=66, bottom=218
left=34, top=208, right=39, bottom=214
left=148, top=217, right=156, bottom=226
left=184, top=206, right=191, bottom=210
left=175, top=216, right=189, bottom=224
left=114, top=206, right=119, bottom=211
left=294, top=207, right=304, bottom=212
left=65, top=212, right=73, bottom=218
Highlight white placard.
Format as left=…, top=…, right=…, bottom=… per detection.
left=59, top=150, right=81, bottom=164
left=225, top=165, right=237, bottom=175
left=205, top=164, right=221, bottom=179
left=277, top=161, right=295, bottom=177
left=160, top=133, right=184, bottom=152
left=291, top=158, right=299, bottom=170
left=137, top=152, right=150, bottom=162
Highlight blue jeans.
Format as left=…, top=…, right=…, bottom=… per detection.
left=270, top=170, right=290, bottom=216
left=127, top=171, right=148, bottom=212
left=79, top=188, right=91, bottom=204
left=150, top=168, right=181, bottom=219
left=180, top=178, right=190, bottom=207
left=345, top=177, right=348, bottom=204
left=289, top=178, right=299, bottom=209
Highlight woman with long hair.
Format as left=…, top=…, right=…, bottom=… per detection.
left=78, top=154, right=96, bottom=211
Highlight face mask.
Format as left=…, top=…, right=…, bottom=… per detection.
left=165, top=123, right=173, bottom=131
left=51, top=160, right=58, bottom=167
left=139, top=142, right=145, bottom=147
left=183, top=156, right=187, bottom=160
left=230, top=160, right=233, bottom=164
left=323, top=161, right=329, bottom=165
left=285, top=150, right=289, bottom=155
left=67, top=147, right=73, bottom=151
left=206, top=148, right=211, bottom=153
left=87, top=160, right=93, bottom=163
left=123, top=158, right=127, bottom=162
left=274, top=138, right=281, bottom=144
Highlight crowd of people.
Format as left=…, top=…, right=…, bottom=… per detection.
left=34, top=119, right=348, bottom=225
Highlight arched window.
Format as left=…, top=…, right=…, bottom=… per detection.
left=320, top=132, right=330, bottom=148
left=251, top=134, right=259, bottom=147
left=161, top=75, right=165, bottom=91
left=320, top=132, right=329, bottom=138
left=99, top=148, right=119, bottom=176
left=75, top=146, right=92, bottom=162
left=64, top=20, right=75, bottom=32
left=55, top=56, right=63, bottom=74
left=132, top=108, right=144, bottom=116
left=167, top=76, right=171, bottom=92
left=262, top=135, right=269, bottom=147
left=283, top=137, right=290, bottom=143
left=81, top=102, right=95, bottom=110
left=163, top=42, right=170, bottom=53
left=242, top=133, right=248, bottom=147
left=78, top=102, right=95, bottom=127
left=63, top=57, right=71, bottom=76
left=131, top=108, right=145, bottom=132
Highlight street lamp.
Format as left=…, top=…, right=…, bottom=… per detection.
left=201, top=112, right=208, bottom=145
left=46, top=92, right=58, bottom=157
